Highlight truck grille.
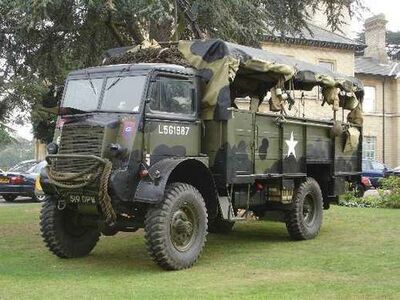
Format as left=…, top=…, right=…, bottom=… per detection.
left=54, top=125, right=104, bottom=172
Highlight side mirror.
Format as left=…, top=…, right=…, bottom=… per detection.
left=42, top=85, right=64, bottom=113
left=42, top=85, right=64, bottom=109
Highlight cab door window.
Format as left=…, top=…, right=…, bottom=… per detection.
left=148, top=77, right=195, bottom=115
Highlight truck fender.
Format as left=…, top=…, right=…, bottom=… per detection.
left=134, top=158, right=219, bottom=218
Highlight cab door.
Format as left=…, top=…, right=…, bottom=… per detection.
left=144, top=74, right=201, bottom=165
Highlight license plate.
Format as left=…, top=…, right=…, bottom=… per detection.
left=0, top=177, right=9, bottom=184
left=69, top=194, right=96, bottom=204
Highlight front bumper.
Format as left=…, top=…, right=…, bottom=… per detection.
left=42, top=154, right=135, bottom=202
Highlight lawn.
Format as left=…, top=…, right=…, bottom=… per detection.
left=0, top=204, right=399, bottom=299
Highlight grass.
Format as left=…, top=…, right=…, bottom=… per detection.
left=0, top=204, right=399, bottom=299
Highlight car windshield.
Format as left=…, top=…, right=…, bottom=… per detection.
left=62, top=75, right=147, bottom=113
left=9, top=161, right=38, bottom=173
left=28, top=161, right=47, bottom=174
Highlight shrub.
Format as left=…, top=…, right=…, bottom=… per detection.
left=339, top=191, right=380, bottom=208
left=377, top=176, right=400, bottom=209
left=339, top=176, right=400, bottom=209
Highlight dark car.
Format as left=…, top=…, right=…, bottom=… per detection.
left=0, top=160, right=47, bottom=202
left=390, top=165, right=400, bottom=177
left=362, top=159, right=390, bottom=188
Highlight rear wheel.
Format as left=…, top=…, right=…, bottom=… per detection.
left=285, top=178, right=323, bottom=240
left=40, top=197, right=100, bottom=258
left=2, top=195, right=17, bottom=202
left=144, top=183, right=208, bottom=270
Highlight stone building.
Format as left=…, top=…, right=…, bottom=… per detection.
left=355, top=14, right=400, bottom=167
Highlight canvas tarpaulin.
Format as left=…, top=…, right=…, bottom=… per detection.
left=178, top=39, right=364, bottom=122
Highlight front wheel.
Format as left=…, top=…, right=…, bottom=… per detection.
left=285, top=178, right=323, bottom=240
left=2, top=195, right=17, bottom=202
left=144, top=183, right=208, bottom=270
left=33, top=194, right=46, bottom=202
left=40, top=197, right=100, bottom=258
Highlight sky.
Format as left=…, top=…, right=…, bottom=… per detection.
left=351, top=0, right=400, bottom=35
left=10, top=0, right=400, bottom=142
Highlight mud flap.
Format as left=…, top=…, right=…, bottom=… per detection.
left=218, top=196, right=235, bottom=220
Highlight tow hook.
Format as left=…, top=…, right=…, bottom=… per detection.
left=57, top=200, right=66, bottom=211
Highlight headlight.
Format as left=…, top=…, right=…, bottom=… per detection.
left=47, top=142, right=59, bottom=154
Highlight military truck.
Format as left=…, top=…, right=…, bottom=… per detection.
left=39, top=39, right=364, bottom=270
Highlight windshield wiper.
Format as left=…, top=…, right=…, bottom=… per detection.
left=106, top=77, right=122, bottom=91
left=106, top=66, right=131, bottom=91
left=85, top=70, right=97, bottom=95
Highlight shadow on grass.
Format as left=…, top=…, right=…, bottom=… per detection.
left=80, top=221, right=291, bottom=273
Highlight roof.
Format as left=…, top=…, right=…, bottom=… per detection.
left=262, top=23, right=365, bottom=51
left=355, top=57, right=400, bottom=77
left=69, top=63, right=196, bottom=77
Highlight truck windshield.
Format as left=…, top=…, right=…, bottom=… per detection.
left=101, top=76, right=147, bottom=112
left=62, top=75, right=147, bottom=113
left=63, top=78, right=103, bottom=111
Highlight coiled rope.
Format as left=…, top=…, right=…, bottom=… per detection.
left=45, top=159, right=117, bottom=225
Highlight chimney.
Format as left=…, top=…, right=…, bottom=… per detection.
left=364, top=14, right=388, bottom=63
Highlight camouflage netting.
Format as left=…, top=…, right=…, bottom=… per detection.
left=104, top=46, right=191, bottom=68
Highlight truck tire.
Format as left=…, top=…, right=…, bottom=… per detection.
left=285, top=177, right=323, bottom=240
left=208, top=218, right=235, bottom=234
left=144, top=182, right=208, bottom=270
left=2, top=195, right=17, bottom=202
left=40, top=197, right=100, bottom=258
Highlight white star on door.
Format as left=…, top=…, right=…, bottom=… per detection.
left=285, top=131, right=298, bottom=158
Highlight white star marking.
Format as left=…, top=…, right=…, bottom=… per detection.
left=285, top=131, right=298, bottom=158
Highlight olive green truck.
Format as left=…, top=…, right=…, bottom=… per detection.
left=39, top=39, right=364, bottom=270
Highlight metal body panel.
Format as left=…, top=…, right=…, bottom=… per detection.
left=134, top=157, right=209, bottom=204
left=144, top=118, right=201, bottom=164
left=204, top=109, right=361, bottom=191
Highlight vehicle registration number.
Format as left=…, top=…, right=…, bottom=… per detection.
left=0, top=177, right=9, bottom=184
left=69, top=195, right=96, bottom=204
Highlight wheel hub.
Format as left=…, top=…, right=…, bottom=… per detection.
left=170, top=204, right=197, bottom=252
left=303, top=195, right=316, bottom=225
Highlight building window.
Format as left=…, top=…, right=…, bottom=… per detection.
left=363, top=86, right=376, bottom=113
left=363, top=136, right=376, bottom=160
left=318, top=60, right=335, bottom=71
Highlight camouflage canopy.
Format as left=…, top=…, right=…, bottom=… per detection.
left=178, top=39, right=364, bottom=123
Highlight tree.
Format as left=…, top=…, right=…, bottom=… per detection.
left=0, top=0, right=363, bottom=140
left=0, top=123, right=16, bottom=150
left=0, top=140, right=35, bottom=170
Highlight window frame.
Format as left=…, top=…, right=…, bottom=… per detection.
left=318, top=59, right=336, bottom=72
left=362, top=136, right=376, bottom=161
left=145, top=73, right=198, bottom=121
